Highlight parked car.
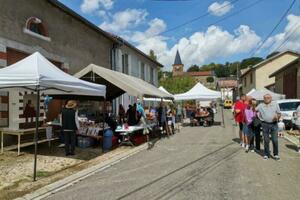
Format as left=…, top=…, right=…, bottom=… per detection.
left=276, top=99, right=300, bottom=129
left=224, top=100, right=233, bottom=109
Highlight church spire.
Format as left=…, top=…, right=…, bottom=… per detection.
left=174, top=50, right=182, bottom=65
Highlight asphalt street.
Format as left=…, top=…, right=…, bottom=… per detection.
left=46, top=110, right=300, bottom=200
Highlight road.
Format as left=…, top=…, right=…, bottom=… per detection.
left=46, top=111, right=300, bottom=200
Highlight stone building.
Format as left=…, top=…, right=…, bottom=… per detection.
left=172, top=50, right=215, bottom=87
left=0, top=0, right=162, bottom=131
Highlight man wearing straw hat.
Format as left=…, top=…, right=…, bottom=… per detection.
left=62, top=100, right=80, bottom=156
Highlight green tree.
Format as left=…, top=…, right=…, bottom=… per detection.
left=214, top=64, right=230, bottom=77
left=149, top=49, right=157, bottom=61
left=159, top=76, right=196, bottom=94
left=199, top=62, right=216, bottom=71
left=240, top=57, right=263, bottom=69
left=266, top=51, right=280, bottom=59
left=206, top=76, right=214, bottom=83
left=187, top=65, right=200, bottom=72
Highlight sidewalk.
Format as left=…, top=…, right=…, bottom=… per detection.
left=0, top=142, right=148, bottom=200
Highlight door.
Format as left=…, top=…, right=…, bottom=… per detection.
left=283, top=68, right=297, bottom=99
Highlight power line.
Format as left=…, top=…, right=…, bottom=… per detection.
left=250, top=0, right=296, bottom=57
left=160, top=0, right=265, bottom=61
left=272, top=22, right=300, bottom=52
left=172, top=0, right=265, bottom=46
left=135, top=0, right=241, bottom=43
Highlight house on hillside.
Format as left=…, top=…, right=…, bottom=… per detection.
left=0, top=0, right=163, bottom=131
left=239, top=50, right=300, bottom=95
left=269, top=58, right=300, bottom=99
left=172, top=50, right=215, bottom=87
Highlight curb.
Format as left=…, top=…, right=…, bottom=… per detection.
left=15, top=143, right=148, bottom=200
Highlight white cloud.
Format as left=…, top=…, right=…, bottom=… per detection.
left=133, top=24, right=260, bottom=70
left=263, top=14, right=300, bottom=53
left=134, top=19, right=168, bottom=57
left=80, top=0, right=114, bottom=13
left=208, top=1, right=233, bottom=16
left=100, top=0, right=114, bottom=10
left=98, top=10, right=109, bottom=20
left=100, top=9, right=148, bottom=33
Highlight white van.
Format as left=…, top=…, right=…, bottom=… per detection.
left=276, top=99, right=300, bottom=128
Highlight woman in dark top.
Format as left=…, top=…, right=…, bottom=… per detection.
left=118, top=104, right=125, bottom=124
left=126, top=104, right=138, bottom=126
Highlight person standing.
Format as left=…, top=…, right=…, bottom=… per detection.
left=257, top=94, right=281, bottom=160
left=234, top=94, right=246, bottom=146
left=244, top=99, right=256, bottom=152
left=62, top=100, right=80, bottom=156
left=176, top=104, right=183, bottom=123
left=249, top=99, right=261, bottom=152
left=118, top=104, right=125, bottom=124
left=158, top=101, right=170, bottom=137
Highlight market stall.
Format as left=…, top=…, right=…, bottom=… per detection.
left=74, top=64, right=174, bottom=145
left=174, top=82, right=221, bottom=126
left=143, top=86, right=173, bottom=102
left=0, top=52, right=106, bottom=181
left=174, top=82, right=221, bottom=101
left=246, top=88, right=285, bottom=100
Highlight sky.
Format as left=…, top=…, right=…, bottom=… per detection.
left=58, top=0, right=300, bottom=71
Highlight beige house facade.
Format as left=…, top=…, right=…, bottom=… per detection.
left=240, top=51, right=300, bottom=95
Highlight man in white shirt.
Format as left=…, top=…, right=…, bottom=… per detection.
left=257, top=94, right=281, bottom=160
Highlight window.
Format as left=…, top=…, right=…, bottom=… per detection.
left=122, top=54, right=129, bottom=74
left=24, top=17, right=50, bottom=41
left=244, top=77, right=247, bottom=87
left=140, top=63, right=145, bottom=80
left=278, top=102, right=300, bottom=111
left=250, top=73, right=253, bottom=84
left=0, top=91, right=9, bottom=127
left=150, top=67, right=154, bottom=84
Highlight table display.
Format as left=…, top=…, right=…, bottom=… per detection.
left=0, top=127, right=47, bottom=156
left=115, top=122, right=157, bottom=146
left=76, top=122, right=110, bottom=148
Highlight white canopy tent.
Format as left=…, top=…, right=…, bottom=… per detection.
left=74, top=64, right=173, bottom=100
left=0, top=52, right=106, bottom=96
left=143, top=86, right=173, bottom=102
left=247, top=88, right=285, bottom=101
left=174, top=82, right=221, bottom=101
left=0, top=52, right=106, bottom=181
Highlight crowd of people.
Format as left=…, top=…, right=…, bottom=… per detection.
left=234, top=94, right=281, bottom=160
left=118, top=101, right=179, bottom=137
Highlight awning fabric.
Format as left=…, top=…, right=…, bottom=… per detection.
left=74, top=64, right=174, bottom=100
left=247, top=88, right=285, bottom=100
left=0, top=52, right=106, bottom=97
left=174, top=82, right=221, bottom=101
left=143, top=86, right=173, bottom=102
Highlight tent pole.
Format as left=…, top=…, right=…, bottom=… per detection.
left=102, top=98, right=106, bottom=151
left=102, top=98, right=106, bottom=132
left=33, top=87, right=40, bottom=181
left=221, top=105, right=225, bottom=128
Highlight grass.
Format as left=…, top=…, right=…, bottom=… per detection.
left=36, top=170, right=53, bottom=178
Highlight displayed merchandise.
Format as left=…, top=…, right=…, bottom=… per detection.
left=77, top=122, right=109, bottom=137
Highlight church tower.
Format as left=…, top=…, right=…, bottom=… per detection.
left=172, top=50, right=184, bottom=76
